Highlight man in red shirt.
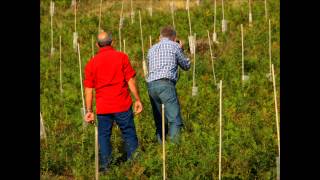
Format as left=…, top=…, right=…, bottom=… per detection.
left=84, top=31, right=143, bottom=173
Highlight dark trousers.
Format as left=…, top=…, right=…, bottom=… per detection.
left=97, top=107, right=138, bottom=168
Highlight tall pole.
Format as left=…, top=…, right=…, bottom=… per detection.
left=241, top=24, right=244, bottom=82
left=92, top=35, right=94, bottom=58
left=119, top=0, right=124, bottom=51
left=149, top=35, right=152, bottom=48
left=171, top=1, right=175, bottom=29
left=187, top=3, right=192, bottom=35
left=98, top=0, right=103, bottom=32
left=162, top=104, right=166, bottom=180
left=271, top=64, right=280, bottom=158
left=207, top=30, right=217, bottom=85
left=269, top=19, right=272, bottom=75
left=59, top=36, right=62, bottom=94
left=139, top=11, right=148, bottom=79
left=130, top=0, right=134, bottom=24
left=77, top=43, right=85, bottom=120
left=218, top=80, right=222, bottom=180
left=123, top=39, right=126, bottom=54
left=264, top=0, right=268, bottom=21
left=213, top=0, right=217, bottom=35
left=222, top=0, right=225, bottom=21
left=95, top=120, right=99, bottom=180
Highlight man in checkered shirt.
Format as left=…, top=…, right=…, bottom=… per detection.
left=146, top=26, right=191, bottom=143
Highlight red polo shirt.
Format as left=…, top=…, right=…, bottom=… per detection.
left=84, top=46, right=136, bottom=114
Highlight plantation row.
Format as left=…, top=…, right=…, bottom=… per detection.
left=40, top=0, right=280, bottom=179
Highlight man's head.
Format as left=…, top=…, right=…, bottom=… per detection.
left=160, top=26, right=176, bottom=41
left=97, top=31, right=113, bottom=47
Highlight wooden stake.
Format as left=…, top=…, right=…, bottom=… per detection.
left=95, top=120, right=99, bottom=180
left=130, top=0, right=134, bottom=24
left=170, top=1, right=175, bottom=29
left=92, top=35, right=94, bottom=58
left=149, top=35, right=152, bottom=48
left=264, top=0, right=268, bottom=21
left=269, top=19, right=272, bottom=75
left=119, top=0, right=124, bottom=51
left=271, top=64, right=280, bottom=158
left=139, top=11, right=148, bottom=79
left=241, top=24, right=244, bottom=82
left=162, top=104, right=166, bottom=180
left=123, top=39, right=126, bottom=54
left=148, top=0, right=153, bottom=17
left=187, top=3, right=192, bottom=35
left=207, top=30, right=217, bottom=85
left=98, top=0, right=103, bottom=32
left=59, top=36, right=63, bottom=94
left=222, top=0, right=225, bottom=20
left=218, top=80, right=222, bottom=180
left=74, top=0, right=77, bottom=32
left=77, top=43, right=86, bottom=125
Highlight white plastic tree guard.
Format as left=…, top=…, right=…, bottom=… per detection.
left=248, top=0, right=252, bottom=26
left=188, top=35, right=195, bottom=54
left=73, top=32, right=78, bottom=52
left=186, top=0, right=189, bottom=10
left=221, top=0, right=227, bottom=33
left=207, top=30, right=217, bottom=86
left=222, top=19, right=227, bottom=33
left=170, top=1, right=175, bottom=29
left=213, top=0, right=218, bottom=43
left=40, top=112, right=47, bottom=140
left=148, top=0, right=153, bottom=17
left=50, top=1, right=55, bottom=55
left=192, top=34, right=198, bottom=97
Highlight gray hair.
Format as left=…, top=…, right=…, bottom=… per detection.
left=97, top=32, right=112, bottom=47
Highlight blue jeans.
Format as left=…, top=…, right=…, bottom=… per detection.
left=97, top=107, right=138, bottom=169
left=147, top=79, right=183, bottom=143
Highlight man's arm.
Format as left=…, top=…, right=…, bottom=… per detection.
left=84, top=87, right=94, bottom=123
left=127, top=76, right=143, bottom=114
left=175, top=42, right=191, bottom=70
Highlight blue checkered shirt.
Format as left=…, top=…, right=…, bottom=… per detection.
left=146, top=38, right=191, bottom=83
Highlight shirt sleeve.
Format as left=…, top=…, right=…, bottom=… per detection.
left=84, top=59, right=95, bottom=88
left=175, top=47, right=191, bottom=70
left=123, top=54, right=136, bottom=82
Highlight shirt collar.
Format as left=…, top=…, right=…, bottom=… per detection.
left=160, top=37, right=171, bottom=42
left=98, top=46, right=114, bottom=53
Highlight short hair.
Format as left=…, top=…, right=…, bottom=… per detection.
left=97, top=32, right=112, bottom=47
left=160, top=26, right=176, bottom=38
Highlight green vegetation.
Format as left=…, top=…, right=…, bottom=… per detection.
left=40, top=0, right=280, bottom=179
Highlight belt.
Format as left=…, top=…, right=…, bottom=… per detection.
left=156, top=78, right=176, bottom=84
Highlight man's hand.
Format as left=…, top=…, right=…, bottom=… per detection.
left=178, top=40, right=184, bottom=49
left=134, top=100, right=143, bottom=115
left=85, top=112, right=95, bottom=123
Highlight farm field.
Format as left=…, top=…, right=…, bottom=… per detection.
left=40, top=0, right=280, bottom=179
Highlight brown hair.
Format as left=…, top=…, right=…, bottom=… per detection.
left=160, top=26, right=176, bottom=38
